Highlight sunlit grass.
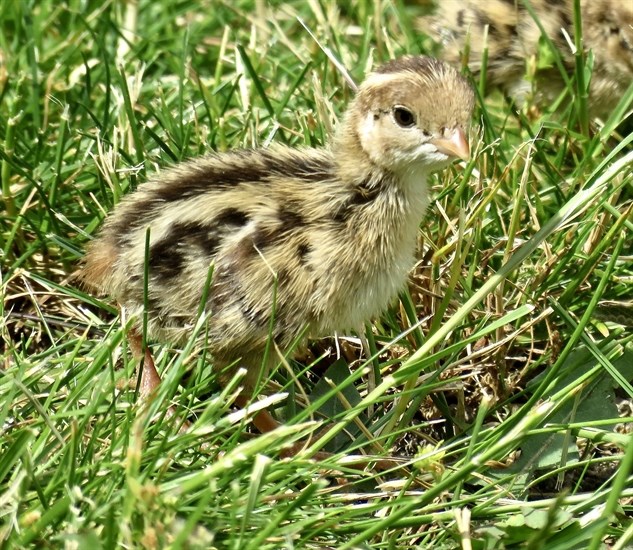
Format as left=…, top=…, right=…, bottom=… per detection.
left=1, top=1, right=632, bottom=548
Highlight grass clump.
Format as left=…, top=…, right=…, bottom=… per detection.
left=1, top=1, right=632, bottom=548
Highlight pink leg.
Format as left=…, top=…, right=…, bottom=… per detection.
left=234, top=394, right=282, bottom=433
left=124, top=332, right=398, bottom=470
left=126, top=328, right=190, bottom=433
left=128, top=329, right=163, bottom=399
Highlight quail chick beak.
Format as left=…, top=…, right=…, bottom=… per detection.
left=430, top=127, right=470, bottom=161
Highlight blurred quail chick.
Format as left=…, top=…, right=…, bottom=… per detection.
left=423, top=0, right=633, bottom=119
left=81, top=56, right=474, bottom=430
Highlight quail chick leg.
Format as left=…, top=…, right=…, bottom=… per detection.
left=128, top=329, right=163, bottom=400
left=127, top=331, right=397, bottom=468
left=225, top=351, right=340, bottom=459
left=125, top=330, right=296, bottom=441
left=233, top=394, right=282, bottom=434
left=234, top=376, right=393, bottom=465
left=127, top=328, right=191, bottom=433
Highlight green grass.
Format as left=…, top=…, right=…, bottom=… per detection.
left=2, top=0, right=633, bottom=548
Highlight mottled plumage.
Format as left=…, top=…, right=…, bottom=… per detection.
left=82, top=56, right=474, bottom=399
left=423, top=0, right=633, bottom=118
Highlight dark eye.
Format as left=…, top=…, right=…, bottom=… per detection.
left=393, top=107, right=416, bottom=128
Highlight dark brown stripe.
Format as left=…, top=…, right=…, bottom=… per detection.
left=297, top=241, right=311, bottom=264
left=558, top=9, right=572, bottom=30
left=351, top=180, right=382, bottom=205
left=153, top=150, right=333, bottom=203
left=154, top=153, right=266, bottom=202
left=285, top=153, right=334, bottom=182
left=149, top=221, right=221, bottom=281
left=216, top=207, right=250, bottom=228
left=238, top=295, right=269, bottom=327
left=251, top=226, right=276, bottom=251
left=277, top=268, right=290, bottom=285
left=278, top=205, right=305, bottom=231
left=111, top=199, right=162, bottom=246
left=456, top=9, right=466, bottom=27
left=331, top=178, right=384, bottom=224
left=109, top=150, right=332, bottom=245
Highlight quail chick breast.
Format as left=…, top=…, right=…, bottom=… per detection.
left=423, top=0, right=633, bottom=119
left=82, top=55, right=474, bottom=388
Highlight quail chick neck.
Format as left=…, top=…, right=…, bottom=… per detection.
left=316, top=55, right=474, bottom=331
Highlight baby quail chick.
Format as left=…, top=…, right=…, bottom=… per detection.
left=81, top=56, right=474, bottom=433
left=424, top=0, right=633, bottom=119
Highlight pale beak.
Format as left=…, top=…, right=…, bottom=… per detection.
left=430, top=127, right=470, bottom=161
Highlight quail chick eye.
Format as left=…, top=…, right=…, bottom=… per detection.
left=393, top=106, right=416, bottom=128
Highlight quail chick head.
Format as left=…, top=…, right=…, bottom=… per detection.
left=81, top=55, right=475, bottom=412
